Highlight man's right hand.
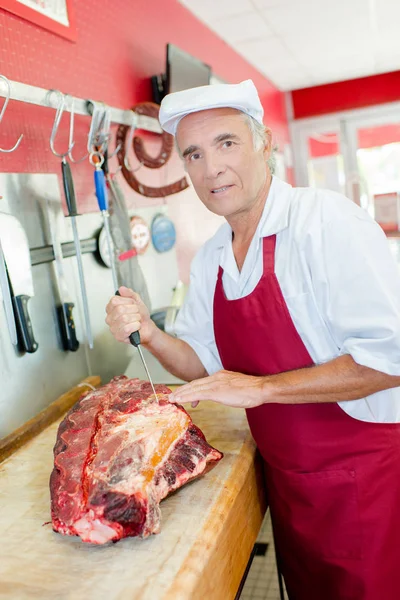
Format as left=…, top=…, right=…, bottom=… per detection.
left=105, top=286, right=156, bottom=345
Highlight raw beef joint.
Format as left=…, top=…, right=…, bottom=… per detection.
left=50, top=376, right=223, bottom=544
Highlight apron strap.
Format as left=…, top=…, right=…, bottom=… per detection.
left=262, top=235, right=277, bottom=274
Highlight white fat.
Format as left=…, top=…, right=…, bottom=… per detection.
left=112, top=404, right=189, bottom=444
left=73, top=514, right=121, bottom=544
left=93, top=406, right=190, bottom=496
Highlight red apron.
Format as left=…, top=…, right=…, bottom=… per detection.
left=213, top=235, right=400, bottom=600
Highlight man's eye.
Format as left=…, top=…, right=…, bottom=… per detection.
left=223, top=141, right=234, bottom=148
left=190, top=153, right=201, bottom=161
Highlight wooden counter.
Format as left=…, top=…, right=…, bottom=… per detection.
left=0, top=382, right=266, bottom=600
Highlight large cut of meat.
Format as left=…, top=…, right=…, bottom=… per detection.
left=50, top=376, right=223, bottom=544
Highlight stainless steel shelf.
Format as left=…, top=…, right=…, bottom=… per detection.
left=0, top=78, right=162, bottom=133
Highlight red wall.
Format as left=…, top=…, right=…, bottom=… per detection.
left=0, top=0, right=289, bottom=280
left=291, top=70, right=400, bottom=119
left=0, top=0, right=289, bottom=180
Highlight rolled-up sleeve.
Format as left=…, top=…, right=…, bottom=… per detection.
left=321, top=215, right=400, bottom=375
left=173, top=251, right=223, bottom=375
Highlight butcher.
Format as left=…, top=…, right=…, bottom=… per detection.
left=105, top=79, right=400, bottom=599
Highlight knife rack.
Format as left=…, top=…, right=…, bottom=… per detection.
left=0, top=77, right=162, bottom=133
left=30, top=238, right=98, bottom=266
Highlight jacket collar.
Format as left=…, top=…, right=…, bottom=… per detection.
left=214, top=176, right=293, bottom=249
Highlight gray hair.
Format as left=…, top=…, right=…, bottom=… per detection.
left=243, top=114, right=277, bottom=174
left=175, top=111, right=278, bottom=173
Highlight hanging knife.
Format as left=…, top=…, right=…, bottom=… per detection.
left=0, top=236, right=18, bottom=346
left=62, top=158, right=94, bottom=349
left=0, top=212, right=38, bottom=353
left=45, top=198, right=79, bottom=352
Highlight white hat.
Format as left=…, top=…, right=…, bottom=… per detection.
left=159, top=79, right=264, bottom=136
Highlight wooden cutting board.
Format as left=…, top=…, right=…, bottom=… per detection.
left=0, top=380, right=266, bottom=600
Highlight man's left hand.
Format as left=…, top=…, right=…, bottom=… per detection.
left=169, top=370, right=265, bottom=409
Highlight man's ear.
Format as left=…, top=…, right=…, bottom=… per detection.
left=263, top=128, right=273, bottom=160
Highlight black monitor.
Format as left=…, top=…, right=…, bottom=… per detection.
left=151, top=44, right=211, bottom=104
left=166, top=44, right=211, bottom=93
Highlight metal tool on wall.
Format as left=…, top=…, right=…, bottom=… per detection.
left=44, top=198, right=79, bottom=352
left=0, top=79, right=21, bottom=345
left=106, top=115, right=151, bottom=307
left=87, top=101, right=118, bottom=292
left=0, top=75, right=23, bottom=153
left=0, top=212, right=38, bottom=353
left=98, top=140, right=151, bottom=308
left=0, top=235, right=18, bottom=346
left=92, top=151, right=118, bottom=291
left=48, top=90, right=93, bottom=349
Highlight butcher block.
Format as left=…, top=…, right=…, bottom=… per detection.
left=0, top=377, right=266, bottom=600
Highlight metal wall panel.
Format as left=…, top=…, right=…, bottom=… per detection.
left=0, top=174, right=179, bottom=437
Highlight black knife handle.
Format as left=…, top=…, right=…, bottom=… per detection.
left=14, top=295, right=38, bottom=353
left=115, top=290, right=140, bottom=347
left=62, top=160, right=79, bottom=217
left=57, top=302, right=79, bottom=352
left=129, top=330, right=140, bottom=347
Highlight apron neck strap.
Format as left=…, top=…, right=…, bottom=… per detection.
left=262, top=235, right=276, bottom=274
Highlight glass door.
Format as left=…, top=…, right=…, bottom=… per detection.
left=291, top=103, right=400, bottom=215
left=345, top=111, right=400, bottom=231
left=291, top=116, right=344, bottom=192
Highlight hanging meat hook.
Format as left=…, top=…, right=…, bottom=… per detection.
left=47, top=89, right=75, bottom=158
left=0, top=74, right=23, bottom=153
left=123, top=110, right=143, bottom=173
left=67, top=95, right=88, bottom=164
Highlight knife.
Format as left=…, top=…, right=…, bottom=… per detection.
left=0, top=212, right=38, bottom=353
left=115, top=290, right=159, bottom=403
left=62, top=159, right=93, bottom=349
left=0, top=237, right=18, bottom=346
left=45, top=199, right=79, bottom=352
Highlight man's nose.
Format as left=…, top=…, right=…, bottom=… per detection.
left=204, top=154, right=226, bottom=180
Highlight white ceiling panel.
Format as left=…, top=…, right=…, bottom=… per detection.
left=209, top=12, right=274, bottom=44
left=264, top=0, right=369, bottom=36
left=236, top=36, right=297, bottom=70
left=180, top=0, right=254, bottom=21
left=375, top=51, right=400, bottom=73
left=263, top=68, right=313, bottom=91
left=252, top=0, right=292, bottom=9
left=178, top=0, right=400, bottom=91
left=283, top=30, right=373, bottom=65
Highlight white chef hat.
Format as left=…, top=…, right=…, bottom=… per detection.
left=159, top=79, right=264, bottom=136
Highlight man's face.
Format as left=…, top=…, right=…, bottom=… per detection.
left=176, top=108, right=271, bottom=218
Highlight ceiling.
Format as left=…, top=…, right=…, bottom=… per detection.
left=178, top=0, right=400, bottom=91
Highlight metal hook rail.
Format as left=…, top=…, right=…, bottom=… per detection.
left=0, top=77, right=162, bottom=133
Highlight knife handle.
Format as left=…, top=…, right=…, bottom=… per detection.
left=14, top=294, right=38, bottom=353
left=115, top=290, right=140, bottom=347
left=57, top=302, right=79, bottom=352
left=62, top=160, right=79, bottom=217
left=128, top=330, right=140, bottom=347
left=94, top=168, right=108, bottom=211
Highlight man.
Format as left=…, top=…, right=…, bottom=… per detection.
left=106, top=80, right=400, bottom=599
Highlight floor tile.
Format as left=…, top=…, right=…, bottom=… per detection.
left=239, top=512, right=287, bottom=600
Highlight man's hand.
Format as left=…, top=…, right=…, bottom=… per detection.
left=169, top=370, right=265, bottom=409
left=105, top=286, right=156, bottom=345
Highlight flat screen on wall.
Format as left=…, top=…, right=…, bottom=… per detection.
left=166, top=44, right=211, bottom=94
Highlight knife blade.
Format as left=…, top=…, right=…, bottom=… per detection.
left=62, top=159, right=94, bottom=349
left=115, top=290, right=159, bottom=403
left=45, top=198, right=79, bottom=352
left=0, top=237, right=18, bottom=346
left=0, top=212, right=38, bottom=353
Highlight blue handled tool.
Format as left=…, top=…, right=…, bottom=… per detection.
left=93, top=154, right=118, bottom=291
